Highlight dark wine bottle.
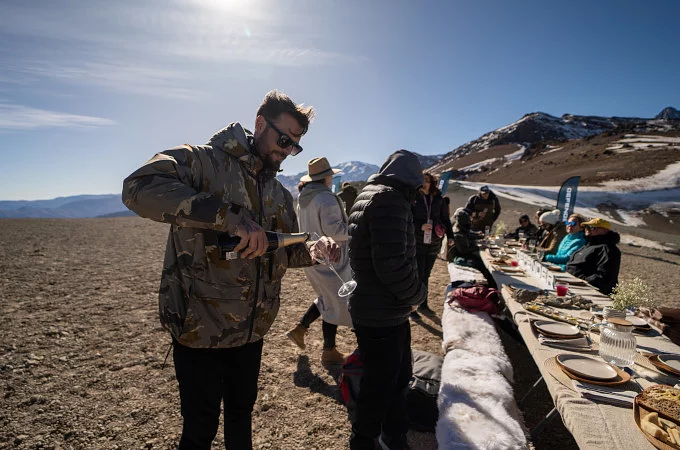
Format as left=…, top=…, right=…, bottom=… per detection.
left=217, top=231, right=310, bottom=260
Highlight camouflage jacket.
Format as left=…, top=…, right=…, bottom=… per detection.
left=122, top=123, right=312, bottom=348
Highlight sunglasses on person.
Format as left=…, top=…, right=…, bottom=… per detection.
left=565, top=220, right=580, bottom=227
left=265, top=118, right=303, bottom=156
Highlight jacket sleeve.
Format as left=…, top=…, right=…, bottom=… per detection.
left=492, top=196, right=501, bottom=221
left=368, top=192, right=427, bottom=307
left=546, top=236, right=585, bottom=265
left=439, top=198, right=454, bottom=239
left=582, top=247, right=617, bottom=292
left=122, top=146, right=245, bottom=231
left=464, top=195, right=476, bottom=212
left=284, top=191, right=313, bottom=268
left=318, top=194, right=349, bottom=243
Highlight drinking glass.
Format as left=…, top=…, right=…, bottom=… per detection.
left=311, top=233, right=357, bottom=297
left=555, top=281, right=569, bottom=297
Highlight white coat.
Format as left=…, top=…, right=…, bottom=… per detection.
left=297, top=182, right=353, bottom=327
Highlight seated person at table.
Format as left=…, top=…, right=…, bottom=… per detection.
left=566, top=218, right=621, bottom=295
left=533, top=207, right=552, bottom=243
left=543, top=213, right=586, bottom=270
left=504, top=214, right=538, bottom=240
left=447, top=208, right=497, bottom=289
left=536, top=209, right=566, bottom=255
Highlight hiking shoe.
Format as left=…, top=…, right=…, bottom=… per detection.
left=378, top=434, right=410, bottom=450
left=321, top=347, right=346, bottom=365
left=286, top=324, right=307, bottom=350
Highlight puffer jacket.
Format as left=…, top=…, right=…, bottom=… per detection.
left=566, top=231, right=621, bottom=295
left=447, top=208, right=480, bottom=260
left=348, top=150, right=427, bottom=327
left=122, top=122, right=312, bottom=348
left=544, top=231, right=586, bottom=270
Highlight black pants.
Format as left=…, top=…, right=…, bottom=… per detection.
left=350, top=322, right=412, bottom=450
left=300, top=302, right=338, bottom=349
left=416, top=250, right=437, bottom=308
left=173, top=339, right=263, bottom=450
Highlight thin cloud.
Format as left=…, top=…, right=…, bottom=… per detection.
left=0, top=1, right=363, bottom=99
left=0, top=103, right=116, bottom=130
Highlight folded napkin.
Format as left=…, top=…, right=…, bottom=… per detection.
left=538, top=334, right=590, bottom=350
left=571, top=380, right=638, bottom=407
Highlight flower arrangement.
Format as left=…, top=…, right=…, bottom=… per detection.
left=494, top=221, right=507, bottom=237
left=609, top=277, right=656, bottom=311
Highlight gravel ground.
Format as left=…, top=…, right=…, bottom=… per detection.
left=1, top=217, right=677, bottom=449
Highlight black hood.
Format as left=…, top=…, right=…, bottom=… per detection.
left=587, top=231, right=621, bottom=246
left=367, top=150, right=424, bottom=189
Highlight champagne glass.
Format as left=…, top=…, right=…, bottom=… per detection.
left=311, top=233, right=357, bottom=297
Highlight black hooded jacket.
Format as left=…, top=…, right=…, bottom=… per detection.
left=566, top=231, right=621, bottom=295
left=348, top=150, right=428, bottom=327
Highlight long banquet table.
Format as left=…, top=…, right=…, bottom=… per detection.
left=449, top=242, right=680, bottom=450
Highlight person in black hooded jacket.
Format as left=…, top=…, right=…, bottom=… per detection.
left=566, top=218, right=621, bottom=295
left=447, top=207, right=497, bottom=289
left=347, top=149, right=427, bottom=450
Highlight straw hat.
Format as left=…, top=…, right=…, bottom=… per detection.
left=300, top=157, right=341, bottom=182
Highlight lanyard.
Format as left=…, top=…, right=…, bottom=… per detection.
left=423, top=194, right=433, bottom=221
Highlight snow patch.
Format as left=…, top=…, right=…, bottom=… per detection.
left=596, top=161, right=680, bottom=191
left=619, top=234, right=673, bottom=251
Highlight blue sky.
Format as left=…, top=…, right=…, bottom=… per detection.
left=1, top=0, right=679, bottom=200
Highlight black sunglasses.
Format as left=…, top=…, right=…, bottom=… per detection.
left=265, top=118, right=303, bottom=156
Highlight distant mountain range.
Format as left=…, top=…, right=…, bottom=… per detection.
left=3, top=106, right=677, bottom=219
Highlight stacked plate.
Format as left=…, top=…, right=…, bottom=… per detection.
left=555, top=354, right=631, bottom=386
left=532, top=320, right=581, bottom=338
left=627, top=315, right=652, bottom=333
left=648, top=353, right=680, bottom=377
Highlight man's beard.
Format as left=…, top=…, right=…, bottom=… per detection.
left=254, top=133, right=285, bottom=173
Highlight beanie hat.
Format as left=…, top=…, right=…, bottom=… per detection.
left=539, top=209, right=561, bottom=225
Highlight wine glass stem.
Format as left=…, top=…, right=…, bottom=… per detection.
left=328, top=264, right=346, bottom=284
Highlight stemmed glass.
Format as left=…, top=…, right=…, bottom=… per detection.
left=311, top=232, right=357, bottom=297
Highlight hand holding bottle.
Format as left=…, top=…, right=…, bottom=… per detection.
left=233, top=216, right=268, bottom=259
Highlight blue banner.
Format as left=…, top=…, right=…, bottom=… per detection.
left=437, top=171, right=454, bottom=195
left=331, top=175, right=342, bottom=194
left=556, top=176, right=580, bottom=222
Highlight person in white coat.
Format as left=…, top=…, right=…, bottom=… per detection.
left=286, top=157, right=353, bottom=364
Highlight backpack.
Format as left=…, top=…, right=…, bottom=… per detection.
left=407, top=350, right=443, bottom=432
left=338, top=349, right=363, bottom=422
left=338, top=349, right=443, bottom=432
left=447, top=284, right=501, bottom=315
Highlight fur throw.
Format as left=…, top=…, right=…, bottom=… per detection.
left=437, top=302, right=527, bottom=449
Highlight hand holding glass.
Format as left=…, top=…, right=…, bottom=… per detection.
left=311, top=233, right=357, bottom=297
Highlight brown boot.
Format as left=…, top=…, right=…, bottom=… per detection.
left=321, top=347, right=346, bottom=365
left=286, top=324, right=307, bottom=350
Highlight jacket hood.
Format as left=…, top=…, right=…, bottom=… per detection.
left=367, top=150, right=424, bottom=189
left=587, top=230, right=621, bottom=246
left=207, top=122, right=274, bottom=179
left=298, top=182, right=330, bottom=208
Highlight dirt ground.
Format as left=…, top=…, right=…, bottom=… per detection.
left=1, top=217, right=678, bottom=449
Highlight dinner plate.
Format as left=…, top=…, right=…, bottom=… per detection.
left=649, top=355, right=680, bottom=377
left=555, top=354, right=618, bottom=381
left=658, top=354, right=680, bottom=373
left=534, top=320, right=581, bottom=338
left=494, top=265, right=523, bottom=273
left=626, top=316, right=649, bottom=327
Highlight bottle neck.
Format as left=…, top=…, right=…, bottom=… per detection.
left=275, top=231, right=310, bottom=248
